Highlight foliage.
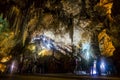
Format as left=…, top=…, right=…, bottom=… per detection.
left=0, top=14, right=8, bottom=33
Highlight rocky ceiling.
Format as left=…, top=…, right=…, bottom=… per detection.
left=0, top=0, right=120, bottom=73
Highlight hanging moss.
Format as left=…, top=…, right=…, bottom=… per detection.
left=0, top=14, right=8, bottom=33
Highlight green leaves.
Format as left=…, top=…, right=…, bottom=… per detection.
left=0, top=14, right=8, bottom=33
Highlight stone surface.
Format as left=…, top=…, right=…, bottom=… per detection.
left=0, top=0, right=120, bottom=74
left=98, top=29, right=115, bottom=56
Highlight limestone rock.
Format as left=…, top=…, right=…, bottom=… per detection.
left=98, top=29, right=115, bottom=56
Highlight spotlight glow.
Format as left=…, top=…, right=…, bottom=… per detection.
left=10, top=61, right=15, bottom=73
left=10, top=60, right=18, bottom=74
left=93, top=69, right=97, bottom=74
left=81, top=42, right=92, bottom=60
left=100, top=59, right=106, bottom=72
left=91, top=60, right=97, bottom=75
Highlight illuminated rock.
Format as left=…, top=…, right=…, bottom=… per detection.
left=38, top=49, right=53, bottom=57
left=98, top=29, right=115, bottom=56
left=41, top=13, right=53, bottom=28
left=0, top=0, right=120, bottom=73
left=61, top=0, right=80, bottom=16
left=0, top=64, right=6, bottom=72
left=27, top=44, right=36, bottom=53
left=0, top=32, right=15, bottom=56
left=0, top=55, right=12, bottom=63
left=95, top=0, right=113, bottom=21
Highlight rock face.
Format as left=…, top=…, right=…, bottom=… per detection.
left=98, top=29, right=115, bottom=56
left=0, top=0, right=120, bottom=74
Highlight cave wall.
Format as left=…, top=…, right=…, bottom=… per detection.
left=0, top=0, right=120, bottom=74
